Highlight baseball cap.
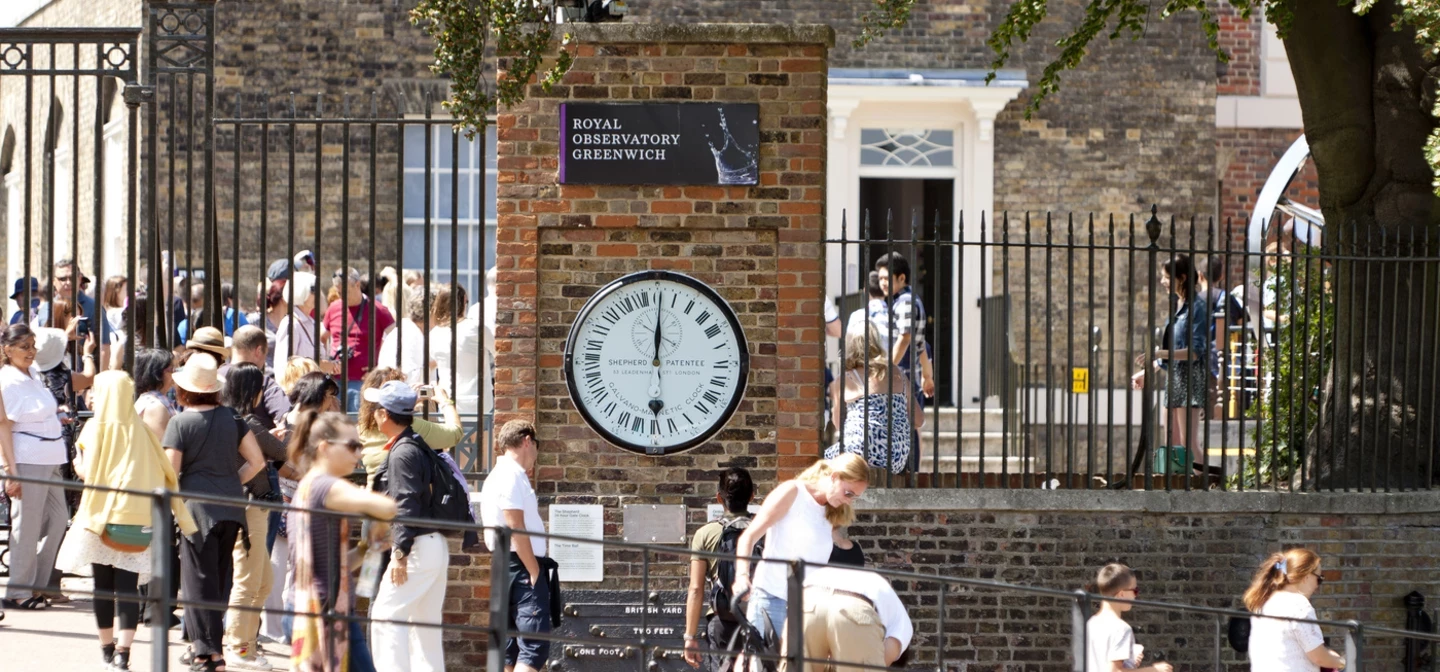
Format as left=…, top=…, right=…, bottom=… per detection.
left=267, top=258, right=293, bottom=282
left=9, top=277, right=38, bottom=300
left=362, top=380, right=417, bottom=417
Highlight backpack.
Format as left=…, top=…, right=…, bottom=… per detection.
left=710, top=516, right=764, bottom=622
left=384, top=434, right=480, bottom=549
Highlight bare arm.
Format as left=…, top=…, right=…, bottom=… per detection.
left=683, top=557, right=709, bottom=667
left=825, top=318, right=842, bottom=339
left=503, top=508, right=541, bottom=581
left=829, top=377, right=842, bottom=433
left=884, top=638, right=903, bottom=665
left=895, top=368, right=924, bottom=430
left=1305, top=644, right=1346, bottom=669
left=0, top=394, right=18, bottom=498
left=237, top=432, right=265, bottom=484
left=323, top=478, right=398, bottom=519
left=140, top=405, right=171, bottom=442
left=889, top=332, right=912, bottom=367
left=166, top=447, right=183, bottom=474
left=733, top=481, right=800, bottom=593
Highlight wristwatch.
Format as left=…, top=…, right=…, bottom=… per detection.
left=683, top=634, right=698, bottom=642
left=392, top=548, right=407, bottom=561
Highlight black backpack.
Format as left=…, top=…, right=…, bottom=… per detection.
left=383, top=436, right=481, bottom=549
left=710, top=516, right=763, bottom=622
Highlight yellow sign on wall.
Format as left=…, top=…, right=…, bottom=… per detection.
left=1071, top=368, right=1090, bottom=394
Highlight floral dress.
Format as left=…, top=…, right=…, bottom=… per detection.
left=824, top=371, right=912, bottom=474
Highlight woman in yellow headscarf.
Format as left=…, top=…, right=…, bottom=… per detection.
left=56, top=370, right=197, bottom=672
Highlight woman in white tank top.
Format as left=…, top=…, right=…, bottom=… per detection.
left=731, top=454, right=870, bottom=642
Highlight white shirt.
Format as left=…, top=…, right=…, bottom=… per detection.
left=1248, top=591, right=1325, bottom=672
left=1085, top=611, right=1139, bottom=671
left=431, top=309, right=491, bottom=415
left=376, top=318, right=428, bottom=386
left=0, top=364, right=66, bottom=465
left=823, top=295, right=840, bottom=325
left=803, top=567, right=913, bottom=652
left=752, top=484, right=833, bottom=599
left=479, top=453, right=546, bottom=557
left=845, top=298, right=892, bottom=353
left=273, top=310, right=324, bottom=366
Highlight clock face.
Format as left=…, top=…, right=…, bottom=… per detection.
left=564, top=270, right=750, bottom=456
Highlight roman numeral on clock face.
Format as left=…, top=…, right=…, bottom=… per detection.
left=704, top=324, right=722, bottom=339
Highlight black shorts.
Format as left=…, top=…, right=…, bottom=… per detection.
left=506, top=564, right=553, bottom=668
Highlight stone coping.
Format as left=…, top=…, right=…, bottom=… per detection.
left=566, top=23, right=835, bottom=47
left=858, top=488, right=1440, bottom=515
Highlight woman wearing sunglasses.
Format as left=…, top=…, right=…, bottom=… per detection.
left=1244, top=548, right=1346, bottom=671
left=730, top=453, right=870, bottom=643
left=286, top=411, right=397, bottom=672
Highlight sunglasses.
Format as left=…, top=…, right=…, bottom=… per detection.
left=327, top=438, right=364, bottom=454
left=842, top=488, right=861, bottom=501
left=1124, top=587, right=1140, bottom=597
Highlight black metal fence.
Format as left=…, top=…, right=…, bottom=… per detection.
left=3, top=469, right=1433, bottom=671
left=826, top=207, right=1440, bottom=492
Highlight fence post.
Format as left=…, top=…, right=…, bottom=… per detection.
left=1072, top=589, right=1090, bottom=672
left=150, top=488, right=174, bottom=672
left=488, top=527, right=512, bottom=672
left=786, top=560, right=806, bottom=672
left=1347, top=620, right=1364, bottom=672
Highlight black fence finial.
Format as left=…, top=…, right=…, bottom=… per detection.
left=1144, top=204, right=1161, bottom=248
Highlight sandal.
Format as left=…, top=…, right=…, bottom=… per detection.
left=0, top=597, right=48, bottom=610
left=188, top=656, right=226, bottom=672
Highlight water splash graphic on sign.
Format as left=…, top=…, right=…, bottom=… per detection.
left=705, top=108, right=758, bottom=185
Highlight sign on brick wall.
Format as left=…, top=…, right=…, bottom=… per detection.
left=559, top=103, right=760, bottom=185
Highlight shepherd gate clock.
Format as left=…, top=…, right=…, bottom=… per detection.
left=564, top=270, right=750, bottom=456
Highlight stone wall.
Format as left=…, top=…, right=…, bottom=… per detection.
left=858, top=489, right=1440, bottom=671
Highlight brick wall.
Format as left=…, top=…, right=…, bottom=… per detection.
left=858, top=490, right=1440, bottom=671
left=1217, top=5, right=1261, bottom=96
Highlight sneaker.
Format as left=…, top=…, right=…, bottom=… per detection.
left=109, top=648, right=131, bottom=671
left=224, top=645, right=273, bottom=671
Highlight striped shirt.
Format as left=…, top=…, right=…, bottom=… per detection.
left=889, top=287, right=925, bottom=369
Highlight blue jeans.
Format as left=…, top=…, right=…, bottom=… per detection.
left=345, top=380, right=363, bottom=413
left=744, top=589, right=788, bottom=642
left=349, top=618, right=376, bottom=672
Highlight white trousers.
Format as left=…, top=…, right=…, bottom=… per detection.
left=6, top=463, right=68, bottom=600
left=370, top=532, right=449, bottom=672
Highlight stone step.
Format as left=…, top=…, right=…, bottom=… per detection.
left=916, top=453, right=1036, bottom=473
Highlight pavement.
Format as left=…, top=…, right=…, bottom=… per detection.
left=0, top=577, right=293, bottom=672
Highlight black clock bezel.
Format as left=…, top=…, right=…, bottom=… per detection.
left=563, top=270, right=751, bottom=456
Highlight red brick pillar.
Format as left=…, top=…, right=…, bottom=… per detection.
left=450, top=23, right=832, bottom=668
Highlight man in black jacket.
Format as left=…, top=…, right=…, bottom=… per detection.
left=366, top=380, right=448, bottom=671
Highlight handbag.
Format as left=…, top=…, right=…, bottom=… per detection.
left=100, top=524, right=153, bottom=553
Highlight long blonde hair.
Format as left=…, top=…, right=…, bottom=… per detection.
left=795, top=453, right=869, bottom=527
left=843, top=323, right=889, bottom=380
left=1243, top=548, right=1321, bottom=612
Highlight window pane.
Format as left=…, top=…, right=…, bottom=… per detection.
left=438, top=175, right=454, bottom=220
left=402, top=224, right=426, bottom=270
left=460, top=177, right=475, bottom=221
left=404, top=126, right=426, bottom=169
left=485, top=224, right=497, bottom=272
left=485, top=170, right=497, bottom=220
left=458, top=134, right=476, bottom=170
left=436, top=128, right=454, bottom=170
left=485, top=126, right=497, bottom=170
left=435, top=223, right=455, bottom=271
left=403, top=173, right=426, bottom=219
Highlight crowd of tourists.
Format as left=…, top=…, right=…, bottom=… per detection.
left=0, top=254, right=1347, bottom=672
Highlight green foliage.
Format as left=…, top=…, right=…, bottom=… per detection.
left=1233, top=249, right=1334, bottom=489
left=856, top=0, right=917, bottom=47
left=410, top=0, right=574, bottom=139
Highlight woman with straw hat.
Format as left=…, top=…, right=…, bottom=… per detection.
left=164, top=353, right=266, bottom=672
left=57, top=371, right=198, bottom=671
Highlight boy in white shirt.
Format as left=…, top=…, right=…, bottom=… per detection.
left=1085, top=564, right=1172, bottom=672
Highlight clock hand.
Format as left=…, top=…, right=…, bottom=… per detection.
left=649, top=289, right=663, bottom=399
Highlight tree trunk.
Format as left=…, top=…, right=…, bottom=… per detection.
left=1284, top=0, right=1440, bottom=489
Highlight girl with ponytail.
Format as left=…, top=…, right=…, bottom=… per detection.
left=286, top=411, right=397, bottom=672
left=1243, top=548, right=1346, bottom=671
left=731, top=453, right=870, bottom=642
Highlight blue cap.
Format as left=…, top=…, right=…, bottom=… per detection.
left=266, top=258, right=293, bottom=282
left=9, top=277, right=38, bottom=300
left=362, top=380, right=417, bottom=416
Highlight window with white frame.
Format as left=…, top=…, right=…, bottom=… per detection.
left=401, top=122, right=497, bottom=303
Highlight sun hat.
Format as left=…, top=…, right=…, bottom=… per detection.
left=362, top=380, right=417, bottom=417
left=32, top=327, right=67, bottom=372
left=286, top=272, right=317, bottom=307
left=185, top=325, right=231, bottom=361
left=173, top=353, right=222, bottom=394
left=9, top=277, right=38, bottom=301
